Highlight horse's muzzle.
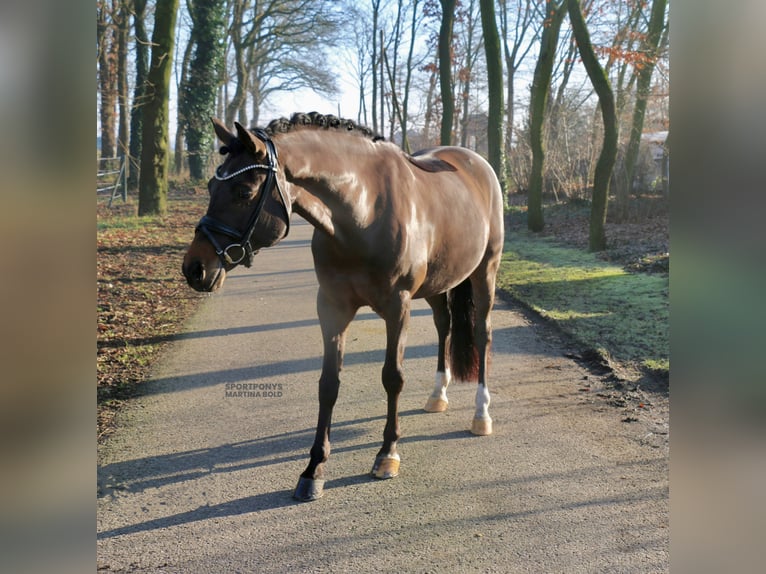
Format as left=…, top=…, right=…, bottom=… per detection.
left=182, top=257, right=225, bottom=292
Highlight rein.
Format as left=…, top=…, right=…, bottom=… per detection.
left=196, top=128, right=291, bottom=267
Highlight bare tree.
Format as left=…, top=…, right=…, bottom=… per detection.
left=479, top=0, right=504, bottom=182
left=97, top=0, right=118, bottom=160
left=399, top=0, right=425, bottom=150
left=128, top=0, right=150, bottom=189
left=619, top=0, right=668, bottom=215
left=567, top=0, right=617, bottom=251
left=219, top=0, right=341, bottom=126
left=116, top=1, right=130, bottom=167
left=499, top=0, right=541, bottom=161
left=455, top=0, right=482, bottom=148
left=175, top=8, right=194, bottom=175
left=438, top=0, right=457, bottom=145
left=371, top=0, right=381, bottom=132
left=225, top=0, right=251, bottom=127
left=527, top=1, right=566, bottom=232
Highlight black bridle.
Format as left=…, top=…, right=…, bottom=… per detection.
left=195, top=129, right=291, bottom=268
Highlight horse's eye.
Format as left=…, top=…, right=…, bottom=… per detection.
left=234, top=185, right=253, bottom=200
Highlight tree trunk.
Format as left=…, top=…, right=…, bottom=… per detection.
left=480, top=0, right=504, bottom=184
left=182, top=0, right=226, bottom=181
left=422, top=56, right=438, bottom=145
left=371, top=0, right=380, bottom=133
left=97, top=1, right=117, bottom=161
left=128, top=0, right=149, bottom=190
left=225, top=0, right=248, bottom=128
left=116, top=1, right=130, bottom=164
left=505, top=63, right=515, bottom=158
left=459, top=0, right=477, bottom=149
left=439, top=0, right=457, bottom=145
left=175, top=36, right=193, bottom=176
left=383, top=47, right=407, bottom=152
left=567, top=0, right=618, bottom=251
left=380, top=29, right=386, bottom=138
left=400, top=0, right=420, bottom=153
left=527, top=1, right=566, bottom=232
left=138, top=0, right=179, bottom=216
left=619, top=0, right=667, bottom=217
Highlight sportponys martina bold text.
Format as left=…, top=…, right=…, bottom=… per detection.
left=224, top=382, right=284, bottom=398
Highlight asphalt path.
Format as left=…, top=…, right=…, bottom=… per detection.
left=97, top=218, right=669, bottom=573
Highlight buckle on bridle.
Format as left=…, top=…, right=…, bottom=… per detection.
left=220, top=243, right=258, bottom=266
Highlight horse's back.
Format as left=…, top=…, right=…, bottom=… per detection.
left=410, top=145, right=504, bottom=240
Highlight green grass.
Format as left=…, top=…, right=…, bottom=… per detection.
left=498, top=231, right=669, bottom=377
left=97, top=214, right=160, bottom=231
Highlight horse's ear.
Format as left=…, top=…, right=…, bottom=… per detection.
left=211, top=117, right=235, bottom=146
left=234, top=121, right=267, bottom=157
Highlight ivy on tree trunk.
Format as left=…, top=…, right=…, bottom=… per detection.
left=180, top=0, right=226, bottom=181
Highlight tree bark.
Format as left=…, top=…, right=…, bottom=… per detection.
left=174, top=36, right=193, bottom=176
left=138, top=0, right=179, bottom=216
left=480, top=0, right=504, bottom=184
left=500, top=0, right=539, bottom=184
left=97, top=0, right=118, bottom=161
left=619, top=0, right=667, bottom=216
left=458, top=0, right=477, bottom=149
left=371, top=0, right=380, bottom=133
left=567, top=0, right=618, bottom=251
left=400, top=0, right=421, bottom=152
left=116, top=1, right=130, bottom=164
left=438, top=0, right=457, bottom=145
left=225, top=0, right=249, bottom=127
left=128, top=0, right=149, bottom=190
left=527, top=1, right=566, bottom=232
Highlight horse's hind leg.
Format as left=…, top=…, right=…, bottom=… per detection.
left=424, top=293, right=451, bottom=413
left=371, top=292, right=411, bottom=480
left=470, top=267, right=499, bottom=436
left=293, top=288, right=356, bottom=502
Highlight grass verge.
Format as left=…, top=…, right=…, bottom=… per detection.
left=497, top=230, right=669, bottom=381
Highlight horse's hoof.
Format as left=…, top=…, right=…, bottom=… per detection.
left=471, top=416, right=493, bottom=436
left=371, top=454, right=400, bottom=479
left=424, top=396, right=448, bottom=412
left=293, top=477, right=325, bottom=502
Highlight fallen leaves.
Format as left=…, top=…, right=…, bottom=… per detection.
left=97, top=188, right=207, bottom=440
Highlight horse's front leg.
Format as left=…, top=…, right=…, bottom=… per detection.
left=293, top=289, right=356, bottom=502
left=371, top=292, right=411, bottom=479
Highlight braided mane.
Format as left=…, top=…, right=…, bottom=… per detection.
left=262, top=112, right=385, bottom=142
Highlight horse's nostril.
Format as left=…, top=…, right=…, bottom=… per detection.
left=185, top=260, right=204, bottom=284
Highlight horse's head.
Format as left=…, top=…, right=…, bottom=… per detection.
left=182, top=118, right=291, bottom=292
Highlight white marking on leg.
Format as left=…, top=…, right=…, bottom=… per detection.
left=474, top=383, right=491, bottom=421
left=431, top=369, right=451, bottom=402
left=424, top=369, right=451, bottom=412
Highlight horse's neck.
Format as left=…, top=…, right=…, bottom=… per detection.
left=280, top=132, right=381, bottom=240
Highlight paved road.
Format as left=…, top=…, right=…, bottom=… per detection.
left=97, top=218, right=668, bottom=573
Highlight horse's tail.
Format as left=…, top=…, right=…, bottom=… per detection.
left=448, top=278, right=480, bottom=382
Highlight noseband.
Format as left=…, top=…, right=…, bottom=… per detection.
left=196, top=129, right=291, bottom=267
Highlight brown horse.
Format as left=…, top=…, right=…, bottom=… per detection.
left=182, top=112, right=505, bottom=501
